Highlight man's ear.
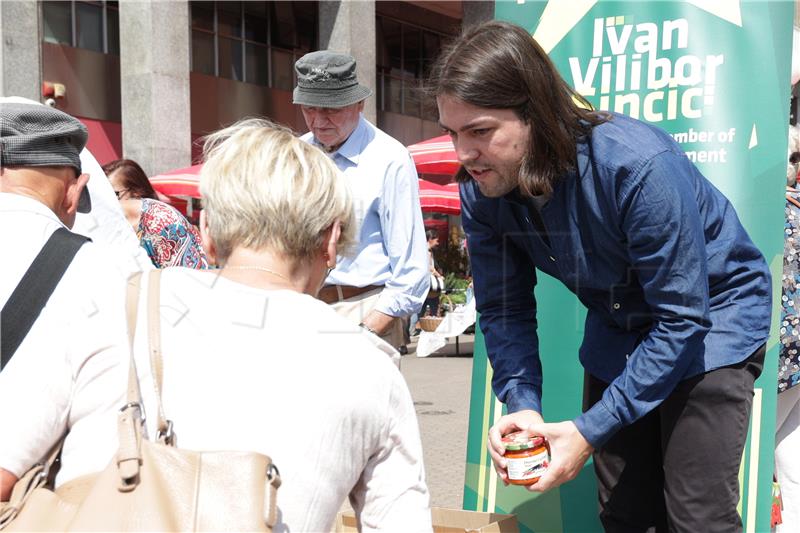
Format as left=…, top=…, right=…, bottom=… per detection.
left=199, top=210, right=218, bottom=266
left=62, top=172, right=90, bottom=225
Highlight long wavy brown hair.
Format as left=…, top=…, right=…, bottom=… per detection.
left=428, top=21, right=607, bottom=196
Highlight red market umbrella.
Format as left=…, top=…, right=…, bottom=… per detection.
left=419, top=179, right=460, bottom=215
left=149, top=162, right=462, bottom=215
left=408, top=135, right=459, bottom=177
left=149, top=164, right=202, bottom=199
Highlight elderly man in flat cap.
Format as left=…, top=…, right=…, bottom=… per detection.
left=294, top=50, right=429, bottom=352
left=0, top=102, right=132, bottom=500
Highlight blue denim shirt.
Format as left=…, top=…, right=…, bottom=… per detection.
left=461, top=113, right=771, bottom=448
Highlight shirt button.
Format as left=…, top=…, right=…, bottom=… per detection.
left=549, top=256, right=556, bottom=262
left=613, top=303, right=621, bottom=310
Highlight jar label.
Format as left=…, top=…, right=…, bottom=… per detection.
left=507, top=451, right=549, bottom=481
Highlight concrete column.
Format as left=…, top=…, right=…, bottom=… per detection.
left=462, top=0, right=495, bottom=29
left=318, top=1, right=376, bottom=124
left=119, top=0, right=191, bottom=176
left=0, top=0, right=42, bottom=101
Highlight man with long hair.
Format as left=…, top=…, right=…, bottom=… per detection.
left=430, top=21, right=771, bottom=532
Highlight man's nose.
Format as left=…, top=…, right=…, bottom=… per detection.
left=455, top=140, right=478, bottom=163
left=311, top=112, right=330, bottom=128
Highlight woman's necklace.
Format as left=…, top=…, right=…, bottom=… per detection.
left=223, top=265, right=291, bottom=282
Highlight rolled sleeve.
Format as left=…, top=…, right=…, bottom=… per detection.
left=375, top=155, right=430, bottom=317
left=349, top=366, right=432, bottom=530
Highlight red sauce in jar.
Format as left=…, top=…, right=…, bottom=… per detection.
left=502, top=431, right=549, bottom=485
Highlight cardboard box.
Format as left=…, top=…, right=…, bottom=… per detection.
left=336, top=507, right=519, bottom=533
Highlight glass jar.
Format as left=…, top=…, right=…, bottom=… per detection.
left=502, top=431, right=549, bottom=485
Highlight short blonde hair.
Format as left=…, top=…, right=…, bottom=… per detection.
left=200, top=118, right=355, bottom=263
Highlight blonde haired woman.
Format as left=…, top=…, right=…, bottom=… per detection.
left=135, top=119, right=432, bottom=531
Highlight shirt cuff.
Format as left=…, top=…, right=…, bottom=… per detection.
left=375, top=288, right=425, bottom=318
left=505, top=384, right=542, bottom=415
left=573, top=399, right=624, bottom=449
left=373, top=292, right=403, bottom=318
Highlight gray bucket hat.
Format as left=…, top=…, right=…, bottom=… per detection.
left=0, top=102, right=91, bottom=212
left=293, top=51, right=373, bottom=108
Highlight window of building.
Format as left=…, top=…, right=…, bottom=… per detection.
left=42, top=1, right=120, bottom=55
left=376, top=16, right=446, bottom=118
left=190, top=1, right=317, bottom=89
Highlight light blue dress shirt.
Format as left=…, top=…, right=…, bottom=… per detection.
left=301, top=116, right=430, bottom=317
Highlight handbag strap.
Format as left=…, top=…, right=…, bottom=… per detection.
left=146, top=270, right=174, bottom=445
left=116, top=272, right=147, bottom=490
left=1, top=228, right=89, bottom=370
left=125, top=273, right=144, bottom=410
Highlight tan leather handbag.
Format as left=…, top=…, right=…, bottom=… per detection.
left=0, top=271, right=281, bottom=531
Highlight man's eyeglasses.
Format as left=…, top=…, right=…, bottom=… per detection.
left=301, top=106, right=346, bottom=117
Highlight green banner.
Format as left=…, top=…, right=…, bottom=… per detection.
left=463, top=2, right=793, bottom=531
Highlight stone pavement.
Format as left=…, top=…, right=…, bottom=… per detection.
left=400, top=335, right=475, bottom=510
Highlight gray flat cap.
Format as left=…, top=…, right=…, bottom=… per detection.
left=0, top=102, right=91, bottom=212
left=293, top=51, right=372, bottom=108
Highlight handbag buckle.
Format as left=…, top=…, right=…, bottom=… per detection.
left=30, top=464, right=49, bottom=489
left=266, top=463, right=280, bottom=484
left=156, top=420, right=175, bottom=446
left=119, top=401, right=146, bottom=424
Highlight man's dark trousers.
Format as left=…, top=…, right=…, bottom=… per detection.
left=584, top=345, right=765, bottom=533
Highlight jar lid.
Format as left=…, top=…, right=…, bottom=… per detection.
left=502, top=431, right=545, bottom=451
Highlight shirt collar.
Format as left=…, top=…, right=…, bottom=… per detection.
left=503, top=188, right=529, bottom=205
left=0, top=192, right=66, bottom=227
left=502, top=187, right=554, bottom=213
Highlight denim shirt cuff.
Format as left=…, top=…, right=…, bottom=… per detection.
left=574, top=400, right=623, bottom=449
left=505, top=385, right=542, bottom=415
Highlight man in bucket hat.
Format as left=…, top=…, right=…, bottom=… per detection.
left=294, top=51, right=429, bottom=353
left=0, top=102, right=132, bottom=499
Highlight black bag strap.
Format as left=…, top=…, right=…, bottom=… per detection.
left=1, top=227, right=90, bottom=369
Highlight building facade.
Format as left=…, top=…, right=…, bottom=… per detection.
left=1, top=0, right=493, bottom=176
